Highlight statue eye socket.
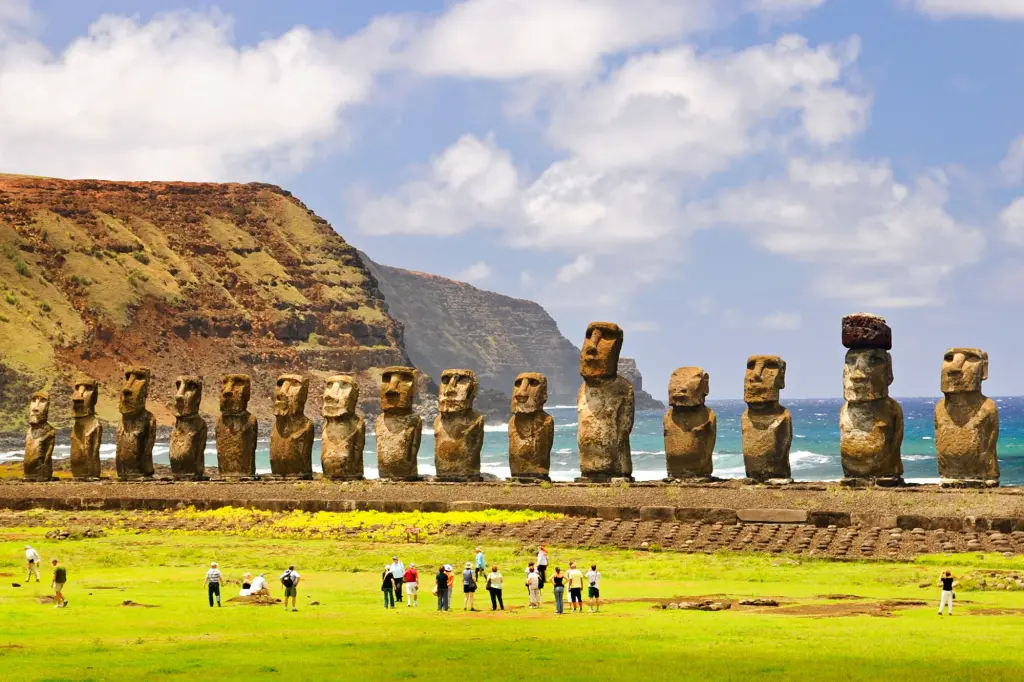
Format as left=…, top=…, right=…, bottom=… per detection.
left=514, top=379, right=523, bottom=387
left=529, top=379, right=539, bottom=387
left=442, top=376, right=451, bottom=384
left=944, top=354, right=954, bottom=362
left=746, top=361, right=755, bottom=370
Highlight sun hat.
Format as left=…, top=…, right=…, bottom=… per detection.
left=465, top=562, right=472, bottom=569
left=444, top=564, right=452, bottom=571
left=211, top=562, right=217, bottom=568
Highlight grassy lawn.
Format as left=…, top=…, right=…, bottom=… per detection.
left=0, top=518, right=1023, bottom=681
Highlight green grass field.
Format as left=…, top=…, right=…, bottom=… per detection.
left=1, top=520, right=1023, bottom=681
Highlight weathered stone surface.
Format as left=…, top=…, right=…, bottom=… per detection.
left=578, top=322, right=634, bottom=481
left=842, top=313, right=892, bottom=350
left=169, top=376, right=207, bottom=480
left=375, top=367, right=421, bottom=479
left=742, top=355, right=792, bottom=481
left=216, top=374, right=258, bottom=478
left=509, top=372, right=554, bottom=480
left=736, top=508, right=808, bottom=523
left=664, top=367, right=716, bottom=479
left=434, top=369, right=485, bottom=481
left=840, top=346, right=904, bottom=480
left=70, top=379, right=102, bottom=479
left=24, top=392, right=55, bottom=481
left=935, top=348, right=999, bottom=483
left=321, top=374, right=365, bottom=480
left=115, top=367, right=156, bottom=480
left=269, top=374, right=313, bottom=478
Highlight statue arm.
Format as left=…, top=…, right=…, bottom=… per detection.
left=355, top=419, right=366, bottom=456
left=622, top=383, right=635, bottom=434
left=708, top=409, right=718, bottom=455
left=469, top=414, right=486, bottom=454
left=144, top=414, right=158, bottom=457
left=892, top=400, right=905, bottom=453
left=43, top=427, right=56, bottom=460
left=539, top=415, right=555, bottom=460
left=411, top=416, right=422, bottom=456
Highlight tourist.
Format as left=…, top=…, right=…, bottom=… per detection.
left=240, top=572, right=253, bottom=597
left=552, top=567, right=565, bottom=614
left=24, top=545, right=41, bottom=582
left=462, top=561, right=477, bottom=611
left=250, top=573, right=270, bottom=597
left=280, top=565, right=300, bottom=612
left=203, top=561, right=222, bottom=607
left=536, top=546, right=549, bottom=588
left=938, top=570, right=956, bottom=616
left=526, top=566, right=540, bottom=608
left=525, top=561, right=535, bottom=597
left=404, top=563, right=419, bottom=607
left=586, top=564, right=601, bottom=613
left=475, top=546, right=486, bottom=581
left=51, top=558, right=66, bottom=608
left=382, top=564, right=396, bottom=609
left=566, top=562, right=584, bottom=613
left=390, top=556, right=405, bottom=603
left=445, top=564, right=455, bottom=607
left=435, top=565, right=449, bottom=612
left=486, top=564, right=504, bottom=611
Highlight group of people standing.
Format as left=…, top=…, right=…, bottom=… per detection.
left=201, top=561, right=299, bottom=611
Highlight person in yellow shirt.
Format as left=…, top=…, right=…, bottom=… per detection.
left=566, top=561, right=584, bottom=613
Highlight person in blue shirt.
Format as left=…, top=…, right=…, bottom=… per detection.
left=474, top=547, right=486, bottom=581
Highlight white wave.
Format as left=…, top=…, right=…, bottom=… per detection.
left=483, top=424, right=509, bottom=432
left=632, top=450, right=665, bottom=456
left=794, top=434, right=806, bottom=438
left=903, top=454, right=933, bottom=461
left=921, top=436, right=932, bottom=441
left=790, top=451, right=831, bottom=467
left=555, top=422, right=578, bottom=429
left=714, top=466, right=747, bottom=479
left=554, top=448, right=573, bottom=455
left=905, top=477, right=941, bottom=485
left=548, top=405, right=577, bottom=410
left=0, top=450, right=23, bottom=462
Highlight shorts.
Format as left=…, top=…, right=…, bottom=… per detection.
left=406, top=582, right=418, bottom=595
left=463, top=584, right=476, bottom=593
left=588, top=586, right=600, bottom=599
left=54, top=582, right=65, bottom=592
left=284, top=586, right=297, bottom=598
left=569, top=587, right=582, bottom=602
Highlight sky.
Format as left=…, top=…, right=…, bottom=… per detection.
left=1, top=0, right=1024, bottom=399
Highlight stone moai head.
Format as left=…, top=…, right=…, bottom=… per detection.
left=379, top=366, right=417, bottom=413
left=323, top=373, right=359, bottom=418
left=273, top=374, right=309, bottom=418
left=512, top=372, right=548, bottom=414
left=669, top=367, right=709, bottom=408
left=72, top=379, right=98, bottom=418
left=173, top=376, right=203, bottom=418
left=843, top=349, right=893, bottom=402
left=941, top=347, right=988, bottom=394
left=744, top=355, right=786, bottom=404
left=580, top=322, right=623, bottom=380
left=439, top=369, right=478, bottom=415
left=28, top=391, right=50, bottom=426
left=220, top=374, right=251, bottom=415
left=119, top=367, right=151, bottom=416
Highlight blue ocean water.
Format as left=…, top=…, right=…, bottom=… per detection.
left=12, top=398, right=1024, bottom=484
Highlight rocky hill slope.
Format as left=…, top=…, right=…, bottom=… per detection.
left=361, top=255, right=664, bottom=410
left=0, top=174, right=411, bottom=437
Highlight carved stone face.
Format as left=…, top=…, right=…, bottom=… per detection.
left=380, top=366, right=417, bottom=412
left=669, top=367, right=709, bottom=408
left=119, top=367, right=151, bottom=416
left=273, top=374, right=309, bottom=417
left=439, top=369, right=477, bottom=415
left=28, top=392, right=50, bottom=426
left=173, top=376, right=202, bottom=418
left=580, top=322, right=623, bottom=380
left=941, top=347, right=987, bottom=394
left=512, top=372, right=547, bottom=414
left=323, top=374, right=358, bottom=418
left=843, top=348, right=892, bottom=402
left=220, top=374, right=251, bottom=415
left=744, top=355, right=786, bottom=404
left=72, top=380, right=98, bottom=418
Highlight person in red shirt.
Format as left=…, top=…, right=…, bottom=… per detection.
left=403, top=563, right=419, bottom=607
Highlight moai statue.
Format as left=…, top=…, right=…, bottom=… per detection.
left=269, top=374, right=314, bottom=479
left=742, top=356, right=792, bottom=482
left=664, top=367, right=717, bottom=479
left=116, top=367, right=156, bottom=480
left=70, top=379, right=102, bottom=479
left=375, top=367, right=421, bottom=480
left=169, top=376, right=207, bottom=480
left=434, top=369, right=485, bottom=481
left=839, top=313, right=904, bottom=484
left=216, top=374, right=258, bottom=478
left=508, top=372, right=554, bottom=481
left=321, top=373, right=365, bottom=480
left=577, top=322, right=634, bottom=482
left=935, top=348, right=999, bottom=486
left=23, top=392, right=55, bottom=481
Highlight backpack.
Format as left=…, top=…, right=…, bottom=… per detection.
left=281, top=571, right=294, bottom=588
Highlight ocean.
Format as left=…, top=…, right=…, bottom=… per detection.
left=7, top=397, right=1024, bottom=484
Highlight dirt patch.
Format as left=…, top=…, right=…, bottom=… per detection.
left=88, top=586, right=124, bottom=590
left=120, top=600, right=158, bottom=608
left=967, top=608, right=1024, bottom=616
left=37, top=596, right=54, bottom=604
left=817, top=594, right=866, bottom=600
left=227, top=595, right=281, bottom=606
left=0, top=644, right=24, bottom=650
left=780, top=603, right=896, bottom=618
left=879, top=599, right=928, bottom=608
left=0, top=572, right=13, bottom=577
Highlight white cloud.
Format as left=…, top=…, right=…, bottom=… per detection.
left=1000, top=198, right=1024, bottom=244
left=457, top=261, right=492, bottom=284
left=746, top=0, right=829, bottom=22
left=0, top=9, right=403, bottom=180
left=1001, top=136, right=1024, bottom=183
left=907, top=0, right=1024, bottom=19
left=758, top=312, right=803, bottom=330
left=555, top=255, right=594, bottom=283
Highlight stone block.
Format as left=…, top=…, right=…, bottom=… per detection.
left=896, top=515, right=931, bottom=530
left=737, top=508, right=807, bottom=524
left=450, top=500, right=489, bottom=512
left=704, top=508, right=739, bottom=524
left=851, top=511, right=897, bottom=528
left=640, top=506, right=675, bottom=521
left=808, top=511, right=852, bottom=527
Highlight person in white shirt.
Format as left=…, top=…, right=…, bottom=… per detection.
left=390, top=557, right=405, bottom=603
left=526, top=567, right=541, bottom=608
left=585, top=565, right=601, bottom=613
left=281, top=566, right=301, bottom=611
left=24, top=545, right=41, bottom=582
left=250, top=573, right=270, bottom=596
left=536, top=546, right=549, bottom=588
left=203, top=562, right=222, bottom=608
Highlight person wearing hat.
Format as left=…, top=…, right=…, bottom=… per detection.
left=389, top=556, right=405, bottom=603
left=462, top=561, right=478, bottom=611
left=444, top=564, right=455, bottom=609
left=403, top=563, right=419, bottom=607
left=938, top=569, right=956, bottom=616
left=203, top=561, right=222, bottom=607
left=474, top=546, right=486, bottom=581
left=24, top=545, right=41, bottom=582
left=240, top=572, right=253, bottom=597
left=381, top=564, right=396, bottom=609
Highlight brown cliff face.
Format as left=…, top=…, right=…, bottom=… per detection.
left=0, top=174, right=408, bottom=437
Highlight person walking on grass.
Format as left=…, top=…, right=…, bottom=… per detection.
left=382, top=564, right=396, bottom=609
left=486, top=565, right=504, bottom=611
left=390, top=556, right=405, bottom=603
left=203, top=561, right=222, bottom=607
left=938, top=570, right=956, bottom=616
left=536, top=546, right=549, bottom=589
left=436, top=565, right=449, bottom=612
left=51, top=558, right=66, bottom=608
left=566, top=562, right=584, bottom=613
left=526, top=566, right=541, bottom=608
left=404, top=563, right=419, bottom=607
left=463, top=562, right=478, bottom=611
left=475, top=547, right=486, bottom=581
left=281, top=566, right=300, bottom=612
left=25, top=545, right=41, bottom=582
left=552, top=567, right=565, bottom=614
left=586, top=564, right=601, bottom=613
